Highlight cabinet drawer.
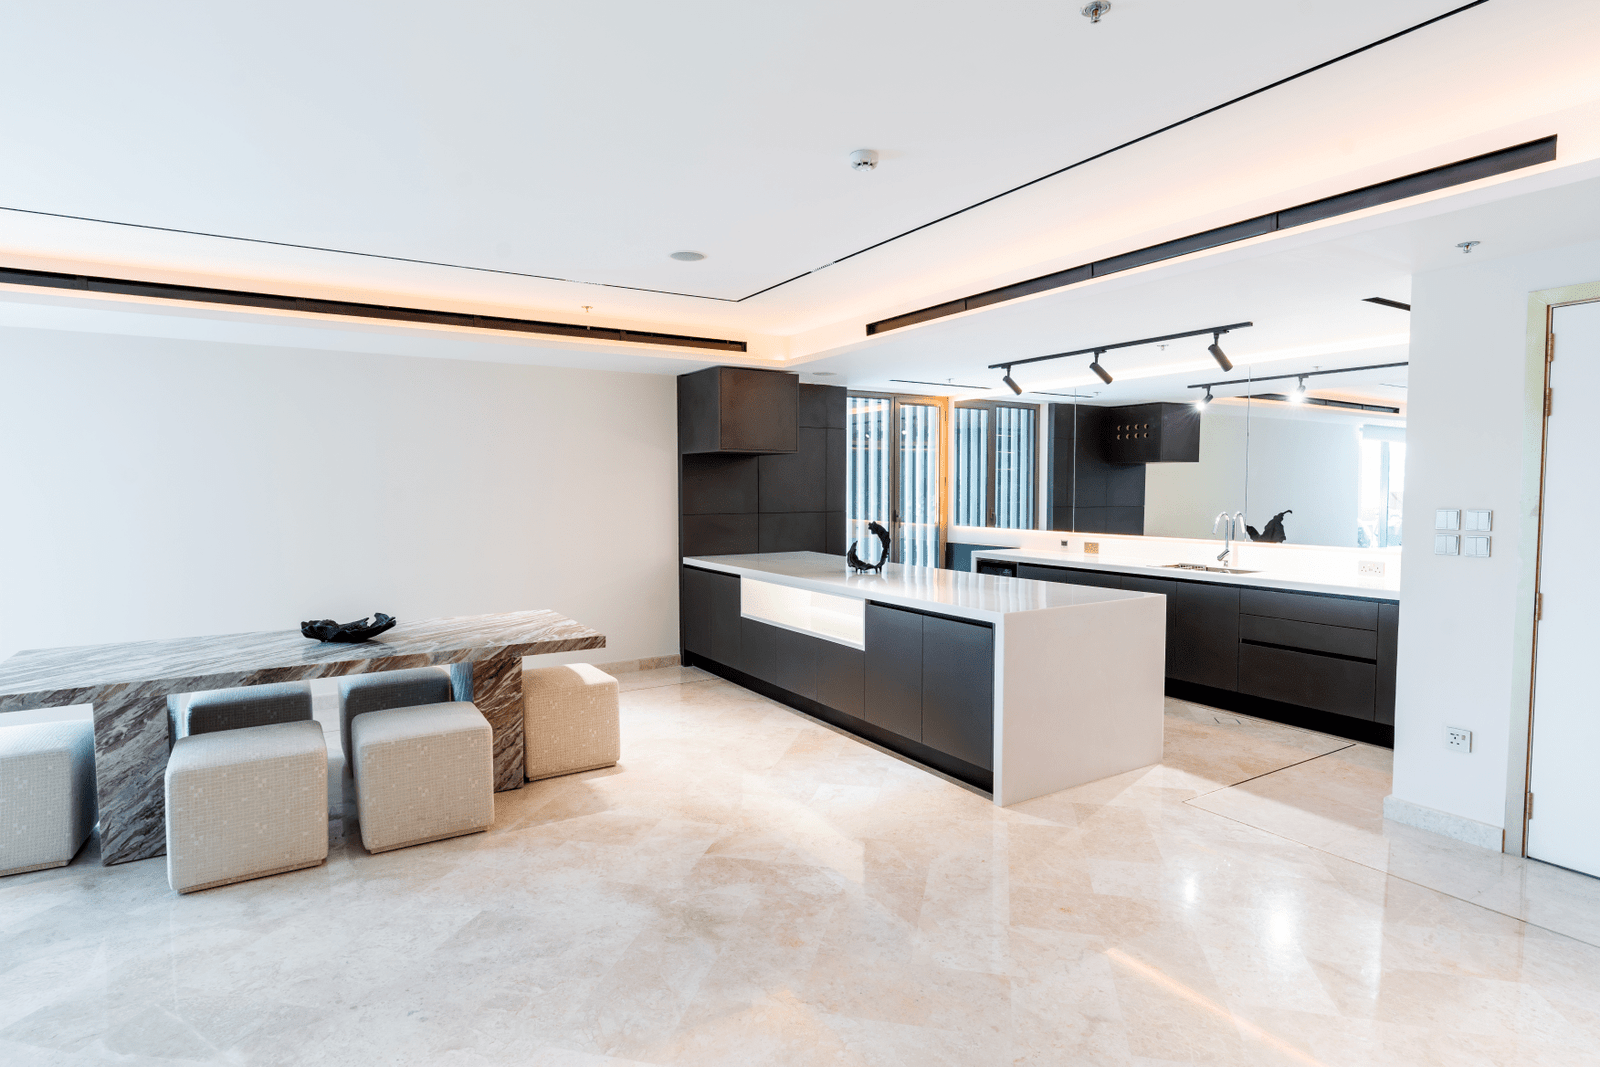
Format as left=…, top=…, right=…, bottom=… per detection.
left=816, top=638, right=865, bottom=719
left=1017, top=564, right=1123, bottom=590
left=920, top=616, right=994, bottom=771
left=1238, top=588, right=1379, bottom=630
left=1238, top=643, right=1376, bottom=720
left=1239, top=615, right=1378, bottom=660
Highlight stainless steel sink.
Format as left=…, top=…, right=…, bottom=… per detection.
left=1160, top=563, right=1260, bottom=575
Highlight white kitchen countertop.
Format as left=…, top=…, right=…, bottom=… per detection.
left=971, top=548, right=1400, bottom=602
left=683, top=552, right=1151, bottom=624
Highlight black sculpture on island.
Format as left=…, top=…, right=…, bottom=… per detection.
left=300, top=613, right=398, bottom=643
left=846, top=521, right=892, bottom=574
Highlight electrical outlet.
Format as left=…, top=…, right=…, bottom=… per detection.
left=1060, top=540, right=1070, bottom=548
left=1359, top=560, right=1386, bottom=577
left=1083, top=542, right=1100, bottom=555
left=1445, top=726, right=1473, bottom=753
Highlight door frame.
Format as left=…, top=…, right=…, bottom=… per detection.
left=1510, top=283, right=1600, bottom=855
left=848, top=391, right=949, bottom=565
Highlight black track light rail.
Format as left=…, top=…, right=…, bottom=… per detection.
left=1188, top=360, right=1408, bottom=391
left=989, top=322, right=1253, bottom=372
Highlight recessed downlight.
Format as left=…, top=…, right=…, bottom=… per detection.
left=670, top=250, right=706, bottom=262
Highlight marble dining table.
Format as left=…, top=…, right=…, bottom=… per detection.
left=0, top=611, right=605, bottom=866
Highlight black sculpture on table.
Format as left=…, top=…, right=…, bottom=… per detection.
left=847, top=521, right=892, bottom=574
left=300, top=613, right=398, bottom=643
left=1245, top=510, right=1292, bottom=543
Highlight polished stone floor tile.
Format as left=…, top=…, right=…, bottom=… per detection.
left=3, top=676, right=1599, bottom=1065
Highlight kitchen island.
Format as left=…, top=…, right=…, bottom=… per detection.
left=681, top=551, right=1165, bottom=805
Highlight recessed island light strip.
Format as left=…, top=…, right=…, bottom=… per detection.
left=868, top=136, right=1555, bottom=336
left=0, top=266, right=749, bottom=352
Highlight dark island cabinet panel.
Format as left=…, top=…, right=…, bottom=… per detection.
left=771, top=626, right=818, bottom=701
left=815, top=638, right=865, bottom=719
left=738, top=617, right=778, bottom=685
left=1238, top=643, right=1377, bottom=720
left=682, top=566, right=741, bottom=666
left=921, top=616, right=995, bottom=771
left=864, top=603, right=923, bottom=742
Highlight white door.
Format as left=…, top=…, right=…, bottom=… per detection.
left=1529, top=299, right=1600, bottom=876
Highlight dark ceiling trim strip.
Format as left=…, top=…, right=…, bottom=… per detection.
left=867, top=135, right=1555, bottom=336
left=1247, top=393, right=1401, bottom=414
left=1363, top=296, right=1413, bottom=311
left=0, top=266, right=748, bottom=352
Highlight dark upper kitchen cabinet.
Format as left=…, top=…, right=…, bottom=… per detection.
left=678, top=366, right=798, bottom=454
left=1102, top=403, right=1202, bottom=465
left=864, top=603, right=923, bottom=742
left=681, top=566, right=740, bottom=665
left=921, top=616, right=994, bottom=770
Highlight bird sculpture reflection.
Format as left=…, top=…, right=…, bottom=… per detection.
left=847, top=521, right=891, bottom=573
left=1245, top=510, right=1292, bottom=543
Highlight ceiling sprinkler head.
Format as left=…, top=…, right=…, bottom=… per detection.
left=849, top=149, right=879, bottom=171
left=1082, top=1, right=1111, bottom=23
left=1457, top=240, right=1480, bottom=254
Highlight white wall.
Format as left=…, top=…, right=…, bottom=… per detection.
left=0, top=327, right=681, bottom=667
left=1391, top=237, right=1600, bottom=843
left=1144, top=405, right=1361, bottom=548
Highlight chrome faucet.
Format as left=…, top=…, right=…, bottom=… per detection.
left=1214, top=511, right=1246, bottom=565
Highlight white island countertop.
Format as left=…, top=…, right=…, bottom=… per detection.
left=970, top=548, right=1400, bottom=602
left=683, top=551, right=1149, bottom=624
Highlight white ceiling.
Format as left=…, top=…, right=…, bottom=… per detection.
left=1, top=0, right=1599, bottom=378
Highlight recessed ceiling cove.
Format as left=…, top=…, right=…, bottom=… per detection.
left=0, top=1, right=1482, bottom=303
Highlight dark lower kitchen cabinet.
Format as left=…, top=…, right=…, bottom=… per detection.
left=921, top=616, right=994, bottom=770
left=864, top=603, right=924, bottom=742
left=1017, top=563, right=1122, bottom=590
left=1166, top=582, right=1241, bottom=691
left=1238, top=642, right=1378, bottom=720
left=682, top=566, right=740, bottom=666
left=737, top=616, right=777, bottom=684
left=1376, top=603, right=1399, bottom=726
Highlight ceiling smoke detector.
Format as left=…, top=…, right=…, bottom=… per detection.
left=849, top=149, right=879, bottom=171
left=669, top=250, right=706, bottom=262
left=1082, top=1, right=1111, bottom=23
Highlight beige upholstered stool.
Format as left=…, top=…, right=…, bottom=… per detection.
left=523, top=664, right=620, bottom=781
left=1, top=720, right=97, bottom=878
left=165, top=719, right=329, bottom=893
left=349, top=701, right=492, bottom=854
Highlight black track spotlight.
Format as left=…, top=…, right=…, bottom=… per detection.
left=1291, top=376, right=1308, bottom=403
left=1089, top=351, right=1113, bottom=384
left=1002, top=369, right=1022, bottom=395
left=1195, top=387, right=1213, bottom=411
left=1208, top=332, right=1233, bottom=372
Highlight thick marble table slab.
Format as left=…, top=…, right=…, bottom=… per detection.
left=0, top=611, right=605, bottom=866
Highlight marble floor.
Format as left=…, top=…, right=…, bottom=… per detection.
left=3, top=667, right=1599, bottom=1066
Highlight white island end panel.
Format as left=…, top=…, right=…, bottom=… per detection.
left=742, top=578, right=866, bottom=649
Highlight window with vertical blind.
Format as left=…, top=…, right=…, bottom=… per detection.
left=953, top=401, right=1038, bottom=530
left=847, top=394, right=943, bottom=568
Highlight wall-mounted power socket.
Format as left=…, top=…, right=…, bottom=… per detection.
left=1083, top=542, right=1100, bottom=555
left=1060, top=540, right=1070, bottom=548
left=1359, top=561, right=1386, bottom=577
left=1445, top=726, right=1473, bottom=753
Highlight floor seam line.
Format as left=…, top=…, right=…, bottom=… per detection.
left=1183, top=742, right=1358, bottom=802
left=1181, top=803, right=1600, bottom=951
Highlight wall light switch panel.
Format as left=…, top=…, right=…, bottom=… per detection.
left=1358, top=560, right=1386, bottom=577
left=1465, top=535, right=1492, bottom=558
left=1445, top=726, right=1473, bottom=753
left=1465, top=509, right=1493, bottom=532
left=1435, top=534, right=1460, bottom=556
left=1435, top=509, right=1461, bottom=531
left=1083, top=542, right=1100, bottom=555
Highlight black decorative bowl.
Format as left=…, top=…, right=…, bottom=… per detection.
left=301, top=613, right=397, bottom=643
